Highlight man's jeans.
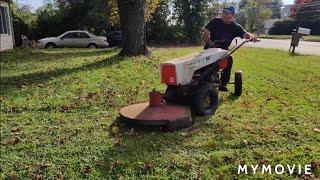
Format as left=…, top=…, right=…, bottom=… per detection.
left=204, top=45, right=233, bottom=86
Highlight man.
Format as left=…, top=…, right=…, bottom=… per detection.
left=202, top=5, right=257, bottom=91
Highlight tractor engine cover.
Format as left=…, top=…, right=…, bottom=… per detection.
left=161, top=48, right=228, bottom=86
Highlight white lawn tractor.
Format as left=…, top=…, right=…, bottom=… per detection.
left=120, top=40, right=258, bottom=130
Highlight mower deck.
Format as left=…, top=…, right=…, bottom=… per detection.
left=120, top=102, right=193, bottom=130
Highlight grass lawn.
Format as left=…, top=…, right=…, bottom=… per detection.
left=1, top=47, right=319, bottom=179
left=258, top=35, right=320, bottom=42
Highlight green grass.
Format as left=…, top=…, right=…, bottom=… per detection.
left=258, top=35, right=320, bottom=42
left=1, top=47, right=319, bottom=179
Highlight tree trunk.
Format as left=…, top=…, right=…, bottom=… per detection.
left=117, top=0, right=149, bottom=56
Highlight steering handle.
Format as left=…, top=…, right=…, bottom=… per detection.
left=226, top=39, right=260, bottom=57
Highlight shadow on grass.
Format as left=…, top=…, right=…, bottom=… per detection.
left=96, top=119, right=197, bottom=177
left=95, top=113, right=228, bottom=177
left=1, top=54, right=125, bottom=94
left=0, top=48, right=117, bottom=64
left=218, top=93, right=239, bottom=106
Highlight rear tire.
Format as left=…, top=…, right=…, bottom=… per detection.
left=192, top=83, right=218, bottom=115
left=45, top=43, right=56, bottom=49
left=234, top=71, right=243, bottom=96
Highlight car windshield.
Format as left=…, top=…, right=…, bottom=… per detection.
left=86, top=32, right=96, bottom=37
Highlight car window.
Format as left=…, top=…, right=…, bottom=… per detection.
left=62, top=33, right=77, bottom=39
left=78, top=32, right=90, bottom=38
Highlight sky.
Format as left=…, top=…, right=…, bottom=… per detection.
left=19, top=0, right=295, bottom=11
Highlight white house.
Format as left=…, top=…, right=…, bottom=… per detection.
left=281, top=4, right=293, bottom=20
left=0, top=0, right=14, bottom=51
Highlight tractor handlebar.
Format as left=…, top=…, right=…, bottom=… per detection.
left=227, top=39, right=260, bottom=56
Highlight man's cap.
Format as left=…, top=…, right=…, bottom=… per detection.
left=223, top=5, right=236, bottom=15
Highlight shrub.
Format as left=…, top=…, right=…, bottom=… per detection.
left=269, top=19, right=320, bottom=35
left=268, top=20, right=297, bottom=35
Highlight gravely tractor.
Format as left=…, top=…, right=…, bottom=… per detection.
left=120, top=40, right=258, bottom=130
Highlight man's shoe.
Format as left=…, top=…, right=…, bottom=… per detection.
left=219, top=86, right=228, bottom=92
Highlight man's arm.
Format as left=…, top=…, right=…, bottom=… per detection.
left=235, top=23, right=258, bottom=42
left=202, top=28, right=214, bottom=47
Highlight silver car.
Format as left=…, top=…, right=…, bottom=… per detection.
left=37, top=30, right=109, bottom=49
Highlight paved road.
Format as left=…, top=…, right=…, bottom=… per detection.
left=234, top=38, right=320, bottom=55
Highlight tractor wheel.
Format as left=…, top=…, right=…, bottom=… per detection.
left=164, top=86, right=185, bottom=104
left=191, top=83, right=218, bottom=115
left=234, top=70, right=243, bottom=96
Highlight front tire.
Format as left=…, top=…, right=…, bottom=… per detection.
left=164, top=86, right=185, bottom=104
left=88, top=43, right=98, bottom=49
left=192, top=83, right=218, bottom=115
left=234, top=71, right=243, bottom=96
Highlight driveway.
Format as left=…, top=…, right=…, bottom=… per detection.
left=235, top=38, right=320, bottom=56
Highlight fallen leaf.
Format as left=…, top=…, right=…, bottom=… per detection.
left=55, top=173, right=64, bottom=180
left=239, top=160, right=246, bottom=166
left=141, top=162, right=154, bottom=171
left=240, top=139, right=248, bottom=147
left=33, top=174, right=42, bottom=180
left=112, top=126, right=119, bottom=134
left=114, top=138, right=121, bottom=146
left=37, top=83, right=45, bottom=88
left=311, top=161, right=318, bottom=171
left=223, top=156, right=232, bottom=162
left=82, top=166, right=91, bottom=176
left=11, top=128, right=21, bottom=133
left=180, top=132, right=187, bottom=136
left=117, top=173, right=124, bottom=180
left=10, top=137, right=21, bottom=145
left=313, top=128, right=320, bottom=133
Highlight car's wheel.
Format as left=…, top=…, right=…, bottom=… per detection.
left=88, top=43, right=98, bottom=49
left=192, top=83, right=218, bottom=115
left=45, top=43, right=56, bottom=49
left=234, top=70, right=243, bottom=96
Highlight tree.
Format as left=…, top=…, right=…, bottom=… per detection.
left=173, top=0, right=212, bottom=44
left=244, top=0, right=272, bottom=33
left=35, top=2, right=60, bottom=38
left=293, top=0, right=320, bottom=21
left=147, top=0, right=172, bottom=43
left=10, top=3, right=37, bottom=46
left=236, top=9, right=246, bottom=27
left=117, top=0, right=149, bottom=56
left=263, top=0, right=283, bottom=19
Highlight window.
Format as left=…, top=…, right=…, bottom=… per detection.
left=0, top=6, right=10, bottom=35
left=78, top=32, right=90, bottom=38
left=62, top=33, right=77, bottom=39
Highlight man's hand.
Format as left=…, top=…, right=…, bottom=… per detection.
left=243, top=32, right=258, bottom=42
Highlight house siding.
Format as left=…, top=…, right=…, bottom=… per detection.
left=0, top=1, right=13, bottom=51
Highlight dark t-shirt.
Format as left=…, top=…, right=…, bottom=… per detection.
left=205, top=17, right=246, bottom=49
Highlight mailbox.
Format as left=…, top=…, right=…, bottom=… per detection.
left=289, top=27, right=311, bottom=54
left=298, top=27, right=311, bottom=35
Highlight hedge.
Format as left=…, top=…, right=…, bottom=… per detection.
left=268, top=20, right=320, bottom=35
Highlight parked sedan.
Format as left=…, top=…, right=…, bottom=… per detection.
left=37, top=30, right=109, bottom=49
